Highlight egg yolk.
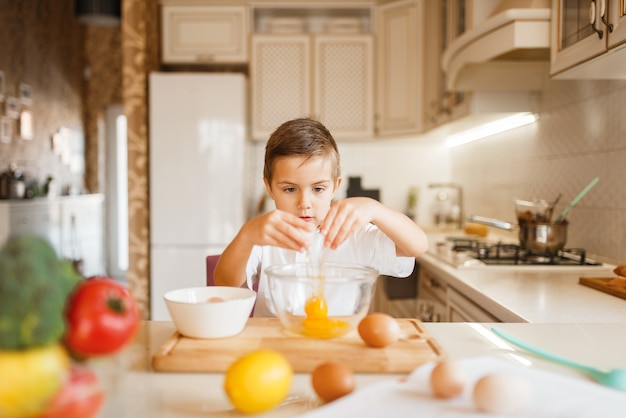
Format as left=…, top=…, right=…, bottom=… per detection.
left=302, top=294, right=348, bottom=338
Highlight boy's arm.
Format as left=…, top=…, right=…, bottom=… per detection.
left=213, top=210, right=315, bottom=287
left=320, top=197, right=428, bottom=258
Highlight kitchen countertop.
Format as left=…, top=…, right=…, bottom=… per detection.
left=418, top=231, right=626, bottom=323
left=95, top=321, right=626, bottom=417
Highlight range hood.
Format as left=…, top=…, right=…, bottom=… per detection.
left=442, top=1, right=551, bottom=92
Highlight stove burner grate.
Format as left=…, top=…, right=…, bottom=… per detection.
left=448, top=238, right=601, bottom=266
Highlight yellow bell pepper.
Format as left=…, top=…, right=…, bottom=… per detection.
left=0, top=344, right=69, bottom=418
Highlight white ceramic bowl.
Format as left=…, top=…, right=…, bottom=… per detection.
left=164, top=286, right=256, bottom=339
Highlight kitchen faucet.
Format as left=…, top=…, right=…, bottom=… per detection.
left=428, top=183, right=464, bottom=229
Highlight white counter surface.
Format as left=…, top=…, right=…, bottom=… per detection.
left=418, top=232, right=626, bottom=323
left=96, top=321, right=626, bottom=417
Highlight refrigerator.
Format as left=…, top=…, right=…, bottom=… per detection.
left=149, top=72, right=246, bottom=320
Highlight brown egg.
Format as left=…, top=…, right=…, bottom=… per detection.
left=311, top=362, right=356, bottom=402
left=429, top=359, right=467, bottom=398
left=358, top=313, right=401, bottom=348
left=473, top=373, right=532, bottom=414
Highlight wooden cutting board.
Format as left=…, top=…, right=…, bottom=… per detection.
left=152, top=318, right=443, bottom=373
left=579, top=277, right=626, bottom=301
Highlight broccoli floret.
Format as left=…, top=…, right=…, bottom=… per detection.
left=0, top=235, right=81, bottom=349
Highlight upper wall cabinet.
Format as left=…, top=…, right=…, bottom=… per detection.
left=376, top=0, right=424, bottom=136
left=551, top=0, right=626, bottom=78
left=250, top=6, right=374, bottom=141
left=421, top=0, right=545, bottom=137
left=161, top=6, right=248, bottom=64
left=251, top=35, right=311, bottom=139
left=422, top=0, right=469, bottom=131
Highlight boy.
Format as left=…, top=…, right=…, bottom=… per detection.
left=214, top=118, right=428, bottom=317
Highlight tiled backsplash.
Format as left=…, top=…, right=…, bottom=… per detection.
left=451, top=79, right=626, bottom=264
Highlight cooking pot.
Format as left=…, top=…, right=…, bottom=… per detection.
left=467, top=215, right=569, bottom=254
left=468, top=197, right=569, bottom=254
left=0, top=165, right=25, bottom=200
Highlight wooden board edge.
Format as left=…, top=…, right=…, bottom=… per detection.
left=579, top=277, right=626, bottom=301
left=151, top=331, right=183, bottom=371
left=151, top=318, right=445, bottom=374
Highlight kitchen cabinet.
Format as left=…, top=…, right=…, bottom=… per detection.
left=417, top=263, right=499, bottom=323
left=0, top=195, right=105, bottom=277
left=250, top=35, right=311, bottom=139
left=447, top=286, right=499, bottom=322
left=551, top=0, right=626, bottom=78
left=161, top=5, right=248, bottom=64
left=3, top=199, right=63, bottom=251
left=424, top=0, right=546, bottom=135
left=251, top=33, right=373, bottom=140
left=376, top=0, right=424, bottom=136
left=422, top=0, right=469, bottom=131
left=417, top=266, right=448, bottom=322
left=59, top=195, right=106, bottom=277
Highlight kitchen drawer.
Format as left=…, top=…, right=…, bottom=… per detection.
left=447, top=286, right=499, bottom=323
left=9, top=202, right=63, bottom=252
left=419, top=267, right=447, bottom=302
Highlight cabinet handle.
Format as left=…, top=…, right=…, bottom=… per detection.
left=426, top=277, right=441, bottom=289
left=589, top=1, right=604, bottom=39
left=598, top=0, right=614, bottom=32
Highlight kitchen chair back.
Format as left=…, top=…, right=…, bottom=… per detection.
left=205, top=254, right=220, bottom=286
left=205, top=254, right=257, bottom=317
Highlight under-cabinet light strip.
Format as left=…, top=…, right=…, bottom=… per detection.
left=445, top=113, right=538, bottom=148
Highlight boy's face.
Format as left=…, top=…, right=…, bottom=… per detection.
left=265, top=155, right=341, bottom=227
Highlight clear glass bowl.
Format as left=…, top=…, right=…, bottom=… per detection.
left=265, top=263, right=379, bottom=339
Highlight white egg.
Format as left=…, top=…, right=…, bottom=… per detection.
left=473, top=373, right=532, bottom=414
left=429, top=359, right=468, bottom=398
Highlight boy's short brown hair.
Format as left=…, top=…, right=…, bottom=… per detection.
left=264, top=118, right=341, bottom=183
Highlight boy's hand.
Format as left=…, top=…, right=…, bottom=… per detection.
left=243, top=210, right=315, bottom=252
left=320, top=197, right=380, bottom=250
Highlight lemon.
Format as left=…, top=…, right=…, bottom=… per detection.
left=224, top=349, right=293, bottom=414
left=0, top=344, right=70, bottom=418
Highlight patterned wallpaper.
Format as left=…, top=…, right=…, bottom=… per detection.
left=0, top=1, right=84, bottom=192
left=84, top=26, right=123, bottom=194
left=0, top=0, right=156, bottom=319
left=122, top=0, right=159, bottom=319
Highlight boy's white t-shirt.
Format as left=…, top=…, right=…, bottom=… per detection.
left=245, top=223, right=415, bottom=317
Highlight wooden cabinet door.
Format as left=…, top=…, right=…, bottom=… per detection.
left=376, top=0, right=423, bottom=136
left=251, top=35, right=311, bottom=140
left=422, top=0, right=468, bottom=131
left=9, top=201, right=63, bottom=252
left=608, top=0, right=626, bottom=49
left=314, top=35, right=374, bottom=139
left=550, top=0, right=607, bottom=76
left=161, top=6, right=248, bottom=64
left=60, top=196, right=105, bottom=277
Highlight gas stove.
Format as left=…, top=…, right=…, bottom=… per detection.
left=431, top=236, right=608, bottom=271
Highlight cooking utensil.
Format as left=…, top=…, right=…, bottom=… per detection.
left=554, top=177, right=599, bottom=223
left=491, top=327, right=626, bottom=391
left=545, top=193, right=562, bottom=222
left=467, top=215, right=568, bottom=253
